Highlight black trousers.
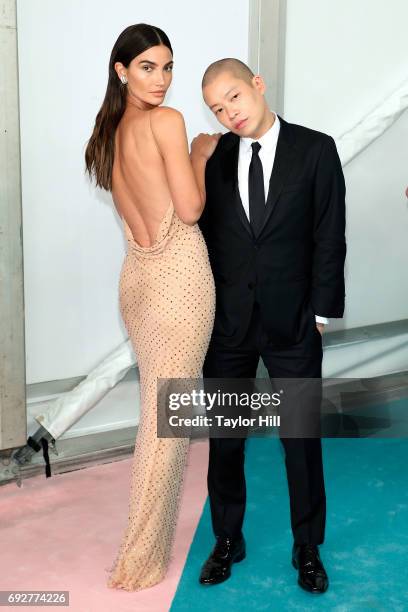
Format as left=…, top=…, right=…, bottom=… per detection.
left=202, top=302, right=326, bottom=545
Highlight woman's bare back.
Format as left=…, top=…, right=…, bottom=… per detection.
left=112, top=107, right=173, bottom=248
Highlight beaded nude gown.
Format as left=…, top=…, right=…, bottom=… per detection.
left=106, top=200, right=215, bottom=591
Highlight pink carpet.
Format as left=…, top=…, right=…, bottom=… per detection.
left=0, top=439, right=209, bottom=611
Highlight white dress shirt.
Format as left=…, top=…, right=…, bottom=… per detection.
left=237, top=112, right=328, bottom=325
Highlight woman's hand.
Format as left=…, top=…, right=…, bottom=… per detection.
left=191, top=133, right=222, bottom=161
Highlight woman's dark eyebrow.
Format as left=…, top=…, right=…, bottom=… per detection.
left=138, top=60, right=174, bottom=67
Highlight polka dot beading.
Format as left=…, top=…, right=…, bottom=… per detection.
left=106, top=201, right=215, bottom=591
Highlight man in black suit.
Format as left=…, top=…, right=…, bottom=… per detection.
left=196, top=58, right=346, bottom=594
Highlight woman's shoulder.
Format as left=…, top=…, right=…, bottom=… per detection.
left=150, top=105, right=184, bottom=118
left=150, top=106, right=186, bottom=131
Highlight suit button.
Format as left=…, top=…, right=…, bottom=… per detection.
left=253, top=244, right=259, bottom=250
left=248, top=282, right=255, bottom=290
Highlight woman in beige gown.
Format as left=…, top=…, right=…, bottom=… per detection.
left=85, top=24, right=217, bottom=591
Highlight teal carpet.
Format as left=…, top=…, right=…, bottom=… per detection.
left=171, top=438, right=408, bottom=611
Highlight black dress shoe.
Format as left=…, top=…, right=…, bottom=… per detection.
left=292, top=544, right=328, bottom=593
left=199, top=535, right=246, bottom=585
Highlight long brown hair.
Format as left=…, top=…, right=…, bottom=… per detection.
left=85, top=24, right=173, bottom=191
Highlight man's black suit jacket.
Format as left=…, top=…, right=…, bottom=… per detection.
left=198, top=116, right=346, bottom=347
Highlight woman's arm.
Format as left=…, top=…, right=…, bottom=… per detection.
left=189, top=151, right=207, bottom=208
left=190, top=132, right=221, bottom=209
left=150, top=106, right=220, bottom=225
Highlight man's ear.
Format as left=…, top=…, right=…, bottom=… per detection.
left=252, top=75, right=266, bottom=95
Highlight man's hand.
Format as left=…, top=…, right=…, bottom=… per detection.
left=191, top=133, right=222, bottom=161
left=316, top=323, right=325, bottom=335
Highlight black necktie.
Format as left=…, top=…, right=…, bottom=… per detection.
left=248, top=141, right=265, bottom=236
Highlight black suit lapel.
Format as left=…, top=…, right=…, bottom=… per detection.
left=231, top=140, right=253, bottom=238
left=257, top=116, right=297, bottom=237
left=222, top=136, right=253, bottom=238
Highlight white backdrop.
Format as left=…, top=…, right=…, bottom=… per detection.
left=284, top=0, right=408, bottom=331
left=17, top=0, right=408, bottom=387
left=17, top=0, right=250, bottom=384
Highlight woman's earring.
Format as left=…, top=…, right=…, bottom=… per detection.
left=120, top=75, right=128, bottom=84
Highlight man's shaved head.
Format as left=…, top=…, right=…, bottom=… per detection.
left=201, top=57, right=272, bottom=140
left=202, top=58, right=255, bottom=89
